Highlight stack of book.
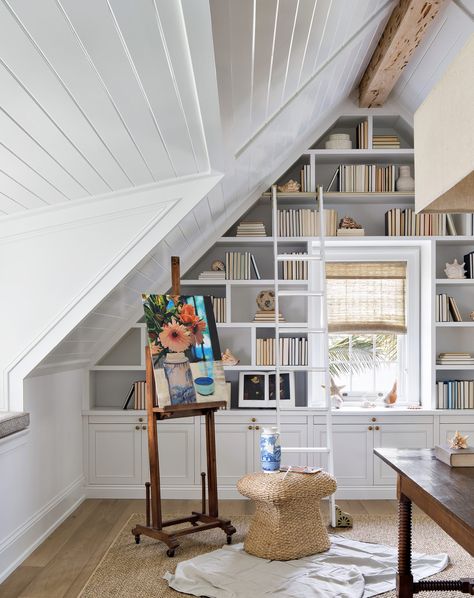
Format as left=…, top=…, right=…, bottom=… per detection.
left=437, top=380, right=474, bottom=409
left=356, top=121, right=369, bottom=149
left=198, top=270, right=226, bottom=280
left=225, top=252, right=260, bottom=280
left=329, top=164, right=398, bottom=192
left=299, top=164, right=315, bottom=192
left=122, top=381, right=148, bottom=410
left=437, top=352, right=474, bottom=366
left=256, top=337, right=308, bottom=366
left=254, top=310, right=285, bottom=323
left=281, top=253, right=308, bottom=280
left=435, top=444, right=474, bottom=467
left=372, top=135, right=400, bottom=149
left=436, top=294, right=462, bottom=322
left=337, top=227, right=365, bottom=236
left=211, top=296, right=226, bottom=323
left=385, top=209, right=448, bottom=236
left=464, top=251, right=474, bottom=278
left=277, top=208, right=338, bottom=237
left=236, top=221, right=266, bottom=237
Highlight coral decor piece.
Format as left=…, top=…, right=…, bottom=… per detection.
left=211, top=259, right=225, bottom=272
left=444, top=259, right=466, bottom=279
left=449, top=430, right=469, bottom=450
left=339, top=216, right=362, bottom=229
left=383, top=381, right=397, bottom=407
left=469, top=311, right=474, bottom=321
left=277, top=179, right=300, bottom=193
left=256, top=290, right=275, bottom=311
left=322, top=377, right=345, bottom=409
left=221, top=348, right=240, bottom=366
left=142, top=294, right=226, bottom=408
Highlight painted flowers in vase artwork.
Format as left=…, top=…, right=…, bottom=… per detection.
left=142, top=294, right=226, bottom=408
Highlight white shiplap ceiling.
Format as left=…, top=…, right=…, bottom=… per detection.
left=19, top=0, right=473, bottom=374
left=0, top=0, right=209, bottom=215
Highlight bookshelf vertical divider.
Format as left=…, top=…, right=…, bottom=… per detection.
left=131, top=256, right=236, bottom=556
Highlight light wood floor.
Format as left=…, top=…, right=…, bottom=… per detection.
left=0, top=499, right=399, bottom=597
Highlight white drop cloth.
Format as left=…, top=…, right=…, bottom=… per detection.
left=164, top=535, right=448, bottom=597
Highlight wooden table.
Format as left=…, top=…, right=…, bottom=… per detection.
left=374, top=448, right=474, bottom=597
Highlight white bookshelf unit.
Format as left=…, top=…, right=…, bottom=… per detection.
left=82, top=112, right=474, bottom=500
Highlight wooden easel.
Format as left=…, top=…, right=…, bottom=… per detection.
left=131, top=256, right=236, bottom=556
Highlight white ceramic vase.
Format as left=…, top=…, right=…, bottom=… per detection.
left=396, top=165, right=415, bottom=192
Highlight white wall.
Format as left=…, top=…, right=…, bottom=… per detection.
left=0, top=369, right=84, bottom=582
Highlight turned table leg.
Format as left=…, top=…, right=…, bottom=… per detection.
left=397, top=492, right=414, bottom=598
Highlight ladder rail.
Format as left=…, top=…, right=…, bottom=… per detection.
left=272, top=186, right=282, bottom=431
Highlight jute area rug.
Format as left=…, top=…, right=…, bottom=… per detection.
left=79, top=513, right=472, bottom=598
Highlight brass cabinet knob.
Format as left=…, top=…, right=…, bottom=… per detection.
left=251, top=417, right=257, bottom=422
left=375, top=425, right=380, bottom=431
left=138, top=417, right=144, bottom=422
left=135, top=425, right=140, bottom=430
left=371, top=417, right=377, bottom=422
left=255, top=425, right=260, bottom=430
left=248, top=425, right=254, bottom=430
left=142, top=425, right=147, bottom=430
left=368, top=426, right=373, bottom=431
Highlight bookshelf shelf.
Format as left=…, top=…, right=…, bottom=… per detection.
left=435, top=322, right=474, bottom=327
left=435, top=279, right=474, bottom=284
left=90, top=365, right=145, bottom=371
left=436, top=365, right=474, bottom=370
left=303, top=149, right=415, bottom=164
left=217, top=322, right=308, bottom=329
left=260, top=192, right=414, bottom=206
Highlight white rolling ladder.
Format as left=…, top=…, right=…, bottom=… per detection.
left=272, top=184, right=336, bottom=528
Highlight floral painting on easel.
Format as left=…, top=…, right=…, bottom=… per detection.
left=142, top=294, right=226, bottom=408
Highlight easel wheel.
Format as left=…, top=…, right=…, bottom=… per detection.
left=226, top=535, right=233, bottom=545
left=166, top=548, right=176, bottom=557
left=134, top=535, right=141, bottom=544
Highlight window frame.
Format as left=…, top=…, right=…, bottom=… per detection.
left=315, top=244, right=420, bottom=405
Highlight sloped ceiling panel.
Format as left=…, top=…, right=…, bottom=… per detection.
left=391, top=0, right=474, bottom=113
left=0, top=0, right=209, bottom=214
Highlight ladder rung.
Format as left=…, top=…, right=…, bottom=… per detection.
left=278, top=290, right=323, bottom=297
left=282, top=328, right=325, bottom=333
left=281, top=447, right=330, bottom=453
left=274, top=366, right=326, bottom=372
left=277, top=254, right=321, bottom=262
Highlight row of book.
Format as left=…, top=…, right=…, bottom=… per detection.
left=436, top=294, right=462, bottom=322
left=385, top=210, right=451, bottom=236
left=356, top=121, right=369, bottom=149
left=281, top=253, right=308, bottom=280
left=437, top=352, right=474, bottom=366
left=277, top=208, right=338, bottom=237
left=328, top=164, right=398, bottom=193
left=225, top=252, right=261, bottom=280
left=256, top=337, right=308, bottom=366
left=299, top=164, right=316, bottom=192
left=199, top=270, right=225, bottom=280
left=211, top=296, right=226, bottom=323
left=463, top=251, right=474, bottom=278
left=437, top=380, right=474, bottom=409
left=372, top=134, right=400, bottom=149
left=122, top=381, right=148, bottom=410
left=236, top=221, right=266, bottom=237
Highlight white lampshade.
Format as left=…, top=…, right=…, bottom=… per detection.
left=414, top=34, right=474, bottom=213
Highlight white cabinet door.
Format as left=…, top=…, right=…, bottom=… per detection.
left=142, top=422, right=195, bottom=486
left=314, top=425, right=373, bottom=487
left=88, top=423, right=142, bottom=485
left=373, top=424, right=434, bottom=485
left=201, top=423, right=254, bottom=485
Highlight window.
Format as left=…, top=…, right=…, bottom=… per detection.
left=320, top=246, right=420, bottom=404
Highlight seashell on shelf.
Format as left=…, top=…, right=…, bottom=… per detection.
left=444, top=259, right=466, bottom=279
left=277, top=179, right=300, bottom=193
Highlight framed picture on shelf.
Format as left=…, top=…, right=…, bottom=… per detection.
left=238, top=372, right=295, bottom=408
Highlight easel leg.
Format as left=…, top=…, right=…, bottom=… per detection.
left=206, top=410, right=218, bottom=518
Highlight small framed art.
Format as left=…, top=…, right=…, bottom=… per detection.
left=238, top=372, right=295, bottom=408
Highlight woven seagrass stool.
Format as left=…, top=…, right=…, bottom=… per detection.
left=237, top=470, right=337, bottom=560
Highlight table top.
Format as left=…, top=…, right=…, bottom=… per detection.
left=374, top=448, right=474, bottom=530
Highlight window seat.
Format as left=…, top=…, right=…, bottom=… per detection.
left=0, top=411, right=30, bottom=439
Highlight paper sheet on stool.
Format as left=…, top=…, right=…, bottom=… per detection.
left=164, top=536, right=448, bottom=598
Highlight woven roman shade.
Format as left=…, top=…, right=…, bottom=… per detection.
left=326, top=262, right=407, bottom=334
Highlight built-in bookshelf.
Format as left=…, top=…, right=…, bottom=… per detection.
left=85, top=112, right=474, bottom=413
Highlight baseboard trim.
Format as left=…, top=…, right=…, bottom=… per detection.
left=85, top=484, right=397, bottom=500
left=0, top=475, right=85, bottom=583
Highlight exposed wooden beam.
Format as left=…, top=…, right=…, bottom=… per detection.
left=359, top=0, right=449, bottom=107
